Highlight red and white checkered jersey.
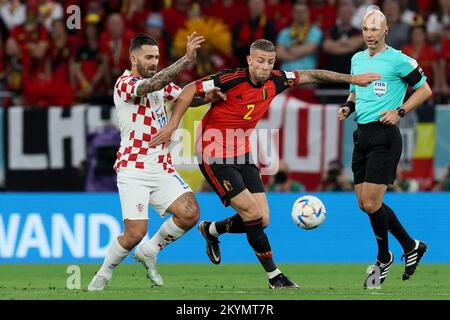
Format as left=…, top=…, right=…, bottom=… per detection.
left=113, top=70, right=182, bottom=172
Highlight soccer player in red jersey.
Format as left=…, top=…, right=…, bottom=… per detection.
left=150, top=39, right=379, bottom=288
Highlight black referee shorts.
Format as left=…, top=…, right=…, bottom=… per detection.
left=352, top=121, right=402, bottom=185
left=197, top=153, right=265, bottom=207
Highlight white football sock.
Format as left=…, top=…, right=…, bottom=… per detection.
left=208, top=222, right=219, bottom=237
left=140, top=217, right=186, bottom=257
left=97, top=238, right=130, bottom=280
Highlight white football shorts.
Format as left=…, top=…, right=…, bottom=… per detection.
left=117, top=168, right=193, bottom=220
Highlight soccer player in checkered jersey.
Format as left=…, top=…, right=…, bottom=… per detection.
left=150, top=39, right=380, bottom=288
left=88, top=33, right=224, bottom=291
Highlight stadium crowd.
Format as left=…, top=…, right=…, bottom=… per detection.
left=0, top=0, right=449, bottom=107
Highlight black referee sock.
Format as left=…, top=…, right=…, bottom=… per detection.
left=215, top=214, right=246, bottom=234
left=244, top=217, right=277, bottom=273
left=368, top=206, right=391, bottom=263
left=383, top=203, right=415, bottom=252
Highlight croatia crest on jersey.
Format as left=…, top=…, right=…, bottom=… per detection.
left=374, top=81, right=387, bottom=97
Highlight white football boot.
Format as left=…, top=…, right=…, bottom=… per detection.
left=133, top=246, right=164, bottom=287
left=88, top=274, right=109, bottom=291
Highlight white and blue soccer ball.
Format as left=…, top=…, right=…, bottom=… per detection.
left=291, top=195, right=326, bottom=230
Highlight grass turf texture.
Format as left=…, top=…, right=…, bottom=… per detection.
left=0, top=264, right=449, bottom=300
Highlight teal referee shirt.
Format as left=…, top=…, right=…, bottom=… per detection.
left=349, top=46, right=427, bottom=124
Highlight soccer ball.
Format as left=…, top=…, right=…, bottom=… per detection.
left=291, top=195, right=326, bottom=229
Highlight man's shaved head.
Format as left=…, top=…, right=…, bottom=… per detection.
left=363, top=10, right=387, bottom=31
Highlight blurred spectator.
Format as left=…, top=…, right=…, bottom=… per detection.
left=20, top=19, right=75, bottom=107
left=389, top=164, right=419, bottom=192
left=399, top=0, right=419, bottom=25
left=173, top=12, right=232, bottom=85
left=276, top=3, right=323, bottom=71
left=122, top=0, right=151, bottom=34
left=322, top=1, right=364, bottom=85
left=318, top=159, right=353, bottom=191
left=427, top=0, right=450, bottom=44
left=268, top=161, right=305, bottom=192
left=351, top=0, right=375, bottom=30
left=103, top=0, right=122, bottom=16
left=7, top=12, right=49, bottom=106
left=232, top=0, right=277, bottom=67
left=433, top=165, right=450, bottom=191
left=0, top=0, right=26, bottom=30
left=266, top=0, right=292, bottom=31
left=100, top=13, right=133, bottom=87
left=85, top=124, right=120, bottom=192
left=308, top=0, right=338, bottom=32
left=203, top=0, right=246, bottom=29
left=46, top=19, right=75, bottom=105
left=384, top=0, right=411, bottom=49
left=0, top=23, right=6, bottom=107
left=37, top=0, right=64, bottom=31
left=144, top=13, right=172, bottom=70
left=438, top=24, right=450, bottom=100
left=161, top=0, right=190, bottom=37
left=73, top=13, right=109, bottom=104
left=401, top=24, right=440, bottom=95
left=84, top=0, right=106, bottom=21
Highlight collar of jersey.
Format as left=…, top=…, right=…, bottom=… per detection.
left=366, top=45, right=390, bottom=58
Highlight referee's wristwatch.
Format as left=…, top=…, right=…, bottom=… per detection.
left=397, top=107, right=406, bottom=118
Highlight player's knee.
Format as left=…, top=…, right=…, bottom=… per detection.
left=357, top=200, right=364, bottom=211
left=238, top=199, right=259, bottom=220
left=361, top=200, right=380, bottom=214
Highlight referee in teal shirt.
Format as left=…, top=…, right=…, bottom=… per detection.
left=338, top=9, right=432, bottom=289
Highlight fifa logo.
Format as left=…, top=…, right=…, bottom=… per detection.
left=373, top=81, right=387, bottom=97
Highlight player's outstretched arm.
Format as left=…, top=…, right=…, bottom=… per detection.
left=136, top=32, right=205, bottom=96
left=379, top=81, right=432, bottom=125
left=337, top=92, right=356, bottom=121
left=298, top=70, right=380, bottom=87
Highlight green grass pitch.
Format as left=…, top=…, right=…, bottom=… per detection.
left=0, top=264, right=449, bottom=300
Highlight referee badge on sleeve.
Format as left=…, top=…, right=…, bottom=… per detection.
left=374, top=81, right=387, bottom=97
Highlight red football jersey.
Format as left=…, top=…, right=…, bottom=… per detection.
left=195, top=68, right=300, bottom=159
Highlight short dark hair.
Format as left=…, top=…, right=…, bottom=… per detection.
left=129, top=34, right=158, bottom=53
left=250, top=39, right=275, bottom=53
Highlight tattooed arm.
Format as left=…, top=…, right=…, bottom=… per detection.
left=136, top=55, right=192, bottom=95
left=298, top=69, right=380, bottom=87
left=136, top=32, right=205, bottom=96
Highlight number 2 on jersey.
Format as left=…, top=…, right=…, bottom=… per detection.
left=243, top=104, right=255, bottom=120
